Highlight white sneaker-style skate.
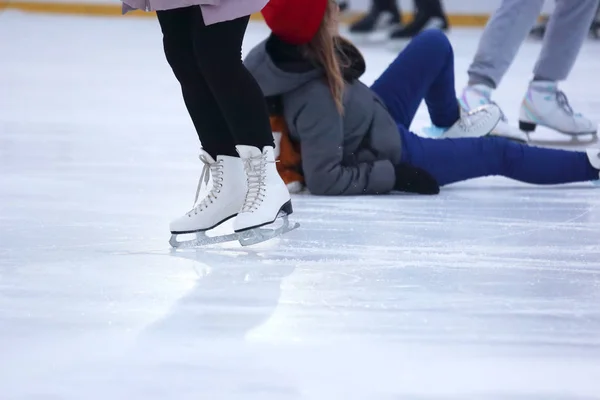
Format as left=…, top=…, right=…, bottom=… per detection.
left=441, top=104, right=501, bottom=138
left=519, top=81, right=598, bottom=140
left=169, top=150, right=247, bottom=248
left=234, top=145, right=299, bottom=246
left=459, top=84, right=529, bottom=143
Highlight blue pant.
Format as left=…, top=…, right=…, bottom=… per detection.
left=370, top=30, right=597, bottom=186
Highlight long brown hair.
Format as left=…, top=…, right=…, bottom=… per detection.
left=302, top=0, right=348, bottom=114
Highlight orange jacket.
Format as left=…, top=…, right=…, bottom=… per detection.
left=271, top=115, right=304, bottom=193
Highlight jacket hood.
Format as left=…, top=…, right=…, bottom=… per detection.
left=243, top=36, right=322, bottom=98
left=244, top=34, right=367, bottom=98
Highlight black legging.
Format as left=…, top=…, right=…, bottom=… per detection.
left=157, top=7, right=274, bottom=158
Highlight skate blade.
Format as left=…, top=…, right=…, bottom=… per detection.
left=528, top=132, right=598, bottom=149
left=237, top=215, right=300, bottom=247
left=169, top=231, right=239, bottom=249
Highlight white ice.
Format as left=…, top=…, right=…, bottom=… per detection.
left=1, top=10, right=600, bottom=400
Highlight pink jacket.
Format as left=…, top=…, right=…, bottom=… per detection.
left=122, top=0, right=269, bottom=25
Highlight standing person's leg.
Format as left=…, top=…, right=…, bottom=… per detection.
left=157, top=7, right=237, bottom=158
left=518, top=0, right=599, bottom=136
left=163, top=7, right=291, bottom=246
left=159, top=8, right=249, bottom=244
left=459, top=0, right=544, bottom=142
left=189, top=9, right=275, bottom=151
left=189, top=8, right=292, bottom=239
left=467, top=0, right=544, bottom=89
left=398, top=127, right=598, bottom=186
left=371, top=29, right=499, bottom=138
left=533, top=0, right=599, bottom=82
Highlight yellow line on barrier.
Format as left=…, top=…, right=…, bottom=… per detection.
left=0, top=2, right=493, bottom=26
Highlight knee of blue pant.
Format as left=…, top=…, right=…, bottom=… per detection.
left=410, top=29, right=453, bottom=58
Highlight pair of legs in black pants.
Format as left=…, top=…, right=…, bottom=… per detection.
left=156, top=6, right=274, bottom=158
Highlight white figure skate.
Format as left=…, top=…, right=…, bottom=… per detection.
left=169, top=150, right=246, bottom=249
left=442, top=104, right=502, bottom=139
left=234, top=145, right=299, bottom=246
left=459, top=84, right=529, bottom=143
left=519, top=81, right=597, bottom=145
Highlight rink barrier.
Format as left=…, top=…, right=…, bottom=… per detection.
left=0, top=2, right=492, bottom=26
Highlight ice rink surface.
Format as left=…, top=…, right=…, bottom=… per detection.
left=1, top=10, right=600, bottom=399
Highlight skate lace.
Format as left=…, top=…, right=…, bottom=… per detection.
left=187, top=154, right=224, bottom=216
left=241, top=154, right=269, bottom=213
left=556, top=90, right=576, bottom=116
left=457, top=107, right=491, bottom=132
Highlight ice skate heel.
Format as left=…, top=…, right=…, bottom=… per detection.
left=519, top=120, right=536, bottom=142
left=519, top=120, right=537, bottom=133
left=236, top=201, right=299, bottom=247
left=280, top=199, right=293, bottom=215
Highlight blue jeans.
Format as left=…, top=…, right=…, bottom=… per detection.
left=370, top=30, right=597, bottom=186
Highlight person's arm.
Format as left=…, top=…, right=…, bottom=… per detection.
left=287, top=84, right=396, bottom=196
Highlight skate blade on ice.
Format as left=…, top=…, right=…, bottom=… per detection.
left=520, top=120, right=598, bottom=147
left=169, top=213, right=300, bottom=248
left=169, top=231, right=239, bottom=249
left=528, top=132, right=598, bottom=149
left=237, top=214, right=300, bottom=247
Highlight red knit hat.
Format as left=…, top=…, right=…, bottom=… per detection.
left=261, top=0, right=329, bottom=45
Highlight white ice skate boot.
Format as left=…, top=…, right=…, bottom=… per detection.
left=423, top=104, right=501, bottom=139
left=519, top=81, right=598, bottom=141
left=442, top=104, right=501, bottom=138
left=459, top=84, right=529, bottom=142
left=169, top=150, right=246, bottom=248
left=234, top=145, right=299, bottom=246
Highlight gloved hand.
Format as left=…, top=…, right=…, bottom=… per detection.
left=394, top=162, right=440, bottom=195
